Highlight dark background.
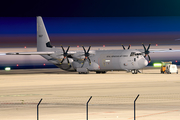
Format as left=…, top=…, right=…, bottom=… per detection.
left=1, top=0, right=180, bottom=17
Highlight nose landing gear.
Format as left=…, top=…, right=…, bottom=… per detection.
left=131, top=69, right=141, bottom=74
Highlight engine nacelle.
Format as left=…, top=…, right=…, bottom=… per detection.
left=72, top=61, right=100, bottom=71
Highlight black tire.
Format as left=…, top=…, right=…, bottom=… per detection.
left=101, top=71, right=106, bottom=74
left=132, top=70, right=137, bottom=74
left=96, top=71, right=101, bottom=74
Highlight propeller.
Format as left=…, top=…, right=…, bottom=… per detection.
left=60, top=45, right=70, bottom=65
left=122, top=44, right=131, bottom=50
left=81, top=46, right=91, bottom=67
left=142, top=43, right=151, bottom=62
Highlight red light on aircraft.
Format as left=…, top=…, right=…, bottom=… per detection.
left=156, top=44, right=158, bottom=46
left=148, top=61, right=151, bottom=63
left=43, top=63, right=46, bottom=66
left=16, top=64, right=19, bottom=66
left=175, top=60, right=178, bottom=63
left=103, top=45, right=105, bottom=47
left=77, top=45, right=79, bottom=47
left=24, top=46, right=26, bottom=48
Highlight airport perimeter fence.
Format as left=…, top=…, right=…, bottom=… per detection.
left=1, top=93, right=180, bottom=120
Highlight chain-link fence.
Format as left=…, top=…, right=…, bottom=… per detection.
left=1, top=94, right=180, bottom=120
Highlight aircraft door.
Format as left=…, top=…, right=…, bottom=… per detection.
left=98, top=54, right=112, bottom=70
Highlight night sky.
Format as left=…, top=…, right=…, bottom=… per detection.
left=1, top=17, right=180, bottom=47
left=1, top=1, right=180, bottom=47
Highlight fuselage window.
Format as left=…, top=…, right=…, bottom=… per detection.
left=134, top=58, right=136, bottom=61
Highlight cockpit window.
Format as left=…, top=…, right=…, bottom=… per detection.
left=130, top=52, right=135, bottom=56
left=130, top=52, right=142, bottom=56
left=135, top=53, right=142, bottom=55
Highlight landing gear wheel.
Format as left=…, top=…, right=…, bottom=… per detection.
left=96, top=71, right=106, bottom=74
left=131, top=70, right=138, bottom=74
left=78, top=72, right=89, bottom=74
left=135, top=70, right=138, bottom=74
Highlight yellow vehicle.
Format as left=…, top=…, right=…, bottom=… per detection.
left=161, top=61, right=172, bottom=74
left=161, top=61, right=178, bottom=74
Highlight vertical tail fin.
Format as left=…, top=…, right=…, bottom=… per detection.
left=37, top=16, right=53, bottom=52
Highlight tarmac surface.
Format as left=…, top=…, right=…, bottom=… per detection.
left=0, top=68, right=180, bottom=120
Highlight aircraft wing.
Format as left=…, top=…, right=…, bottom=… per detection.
left=149, top=49, right=180, bottom=53
left=6, top=52, right=55, bottom=55
left=136, top=49, right=180, bottom=53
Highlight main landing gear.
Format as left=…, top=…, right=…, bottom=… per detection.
left=131, top=69, right=141, bottom=74
left=78, top=71, right=89, bottom=74
left=96, top=71, right=106, bottom=74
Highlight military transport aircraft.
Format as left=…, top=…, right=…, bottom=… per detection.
left=5, top=17, right=180, bottom=74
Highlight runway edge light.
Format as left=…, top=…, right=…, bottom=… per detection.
left=153, top=63, right=162, bottom=67
left=5, top=67, right=11, bottom=71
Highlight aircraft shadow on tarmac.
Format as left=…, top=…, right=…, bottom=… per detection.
left=0, top=69, right=76, bottom=75
left=0, top=69, right=163, bottom=75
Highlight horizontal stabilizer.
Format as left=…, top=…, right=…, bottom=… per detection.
left=6, top=52, right=55, bottom=55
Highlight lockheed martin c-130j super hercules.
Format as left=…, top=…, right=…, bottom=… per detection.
left=5, top=17, right=180, bottom=74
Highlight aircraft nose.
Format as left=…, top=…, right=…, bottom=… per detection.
left=138, top=58, right=148, bottom=68
left=144, top=59, right=148, bottom=66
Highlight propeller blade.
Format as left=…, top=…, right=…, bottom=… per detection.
left=60, top=58, right=65, bottom=64
left=87, top=46, right=91, bottom=53
left=81, top=46, right=92, bottom=67
left=147, top=43, right=151, bottom=51
left=81, top=58, right=87, bottom=67
left=122, top=44, right=125, bottom=50
left=67, top=58, right=70, bottom=65
left=61, top=45, right=65, bottom=53
left=60, top=45, right=71, bottom=65
left=141, top=43, right=151, bottom=62
left=142, top=43, right=146, bottom=51
left=82, top=46, right=86, bottom=53
left=128, top=44, right=131, bottom=49
left=148, top=55, right=151, bottom=62
left=87, top=57, right=91, bottom=65
left=65, top=46, right=70, bottom=53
